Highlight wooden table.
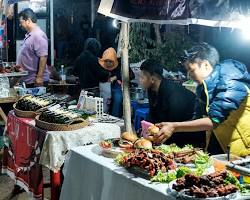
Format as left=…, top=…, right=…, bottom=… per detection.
left=0, top=88, right=19, bottom=124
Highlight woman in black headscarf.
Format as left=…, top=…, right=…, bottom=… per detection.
left=73, top=38, right=109, bottom=90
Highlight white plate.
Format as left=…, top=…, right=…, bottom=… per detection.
left=0, top=71, right=28, bottom=77
left=100, top=147, right=124, bottom=158
left=168, top=180, right=239, bottom=200
left=176, top=162, right=196, bottom=168
left=177, top=190, right=239, bottom=200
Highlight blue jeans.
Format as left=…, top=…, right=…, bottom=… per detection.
left=111, top=87, right=123, bottom=118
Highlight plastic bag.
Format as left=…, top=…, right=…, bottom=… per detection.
left=99, top=82, right=111, bottom=113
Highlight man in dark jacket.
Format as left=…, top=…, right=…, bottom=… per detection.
left=73, top=38, right=109, bottom=92
left=153, top=43, right=250, bottom=156
left=140, top=59, right=205, bottom=147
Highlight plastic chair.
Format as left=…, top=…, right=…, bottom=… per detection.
left=134, top=108, right=149, bottom=131
left=131, top=100, right=149, bottom=111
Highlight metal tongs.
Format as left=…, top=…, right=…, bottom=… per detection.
left=225, top=145, right=250, bottom=176
left=226, top=156, right=250, bottom=176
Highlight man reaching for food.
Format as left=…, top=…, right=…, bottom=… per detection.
left=151, top=43, right=250, bottom=156
left=139, top=59, right=205, bottom=147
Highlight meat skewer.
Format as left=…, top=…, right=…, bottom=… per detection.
left=173, top=171, right=238, bottom=198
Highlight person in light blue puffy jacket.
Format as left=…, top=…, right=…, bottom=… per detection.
left=148, top=43, right=250, bottom=156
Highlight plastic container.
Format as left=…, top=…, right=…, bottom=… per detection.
left=211, top=154, right=241, bottom=177
left=211, top=154, right=241, bottom=171
left=14, top=86, right=26, bottom=96
left=60, top=65, right=66, bottom=84
left=26, top=87, right=46, bottom=96
left=0, top=76, right=10, bottom=97
left=243, top=176, right=250, bottom=184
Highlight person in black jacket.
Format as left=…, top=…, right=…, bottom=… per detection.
left=140, top=59, right=205, bottom=147
left=73, top=38, right=109, bottom=94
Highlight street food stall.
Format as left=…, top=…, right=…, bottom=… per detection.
left=1, top=1, right=250, bottom=200
left=59, top=0, right=250, bottom=200
left=2, top=92, right=124, bottom=200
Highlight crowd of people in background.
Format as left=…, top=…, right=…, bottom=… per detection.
left=16, top=8, right=127, bottom=118
left=16, top=8, right=250, bottom=156
left=73, top=38, right=134, bottom=118
left=53, top=11, right=125, bottom=117
left=54, top=12, right=118, bottom=62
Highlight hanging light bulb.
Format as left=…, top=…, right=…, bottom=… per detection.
left=239, top=16, right=250, bottom=40
left=112, top=19, right=119, bottom=29
left=241, top=26, right=250, bottom=40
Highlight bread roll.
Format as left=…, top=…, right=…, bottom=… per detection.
left=148, top=125, right=159, bottom=135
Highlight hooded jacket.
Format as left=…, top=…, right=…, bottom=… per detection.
left=195, top=59, right=250, bottom=123
left=73, top=38, right=109, bottom=89
left=195, top=59, right=250, bottom=156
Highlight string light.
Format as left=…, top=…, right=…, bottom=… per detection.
left=239, top=16, right=250, bottom=40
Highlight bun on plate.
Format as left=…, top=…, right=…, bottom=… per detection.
left=119, top=132, right=138, bottom=148
left=147, top=125, right=159, bottom=135
left=134, top=138, right=152, bottom=149
left=121, top=132, right=138, bottom=142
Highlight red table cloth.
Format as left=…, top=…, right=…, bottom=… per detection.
left=2, top=111, right=46, bottom=199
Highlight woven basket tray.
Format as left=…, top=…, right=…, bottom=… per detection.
left=13, top=103, right=38, bottom=118
left=35, top=115, right=90, bottom=131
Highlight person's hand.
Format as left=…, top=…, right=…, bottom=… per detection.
left=35, top=76, right=44, bottom=86
left=117, top=80, right=122, bottom=85
left=152, top=122, right=175, bottom=144
left=108, top=76, right=117, bottom=83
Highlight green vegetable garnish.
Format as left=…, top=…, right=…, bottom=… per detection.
left=183, top=144, right=194, bottom=150
left=224, top=174, right=250, bottom=194
left=151, top=171, right=176, bottom=183
left=156, top=144, right=194, bottom=154
left=224, top=172, right=242, bottom=190
left=195, top=151, right=212, bottom=168
left=151, top=166, right=193, bottom=183
left=176, top=166, right=192, bottom=178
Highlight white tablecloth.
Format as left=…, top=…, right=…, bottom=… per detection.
left=39, top=123, right=121, bottom=172
left=60, top=144, right=176, bottom=200
left=60, top=145, right=249, bottom=200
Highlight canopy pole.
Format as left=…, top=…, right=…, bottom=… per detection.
left=121, top=22, right=132, bottom=133
left=50, top=0, right=54, bottom=67
left=91, top=0, right=95, bottom=28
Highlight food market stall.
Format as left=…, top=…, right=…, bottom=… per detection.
left=1, top=93, right=124, bottom=200
left=3, top=1, right=250, bottom=200
left=59, top=2, right=250, bottom=200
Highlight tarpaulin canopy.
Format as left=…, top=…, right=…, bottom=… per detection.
left=98, top=0, right=250, bottom=28
left=99, top=0, right=250, bottom=132
left=7, top=0, right=19, bottom=4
